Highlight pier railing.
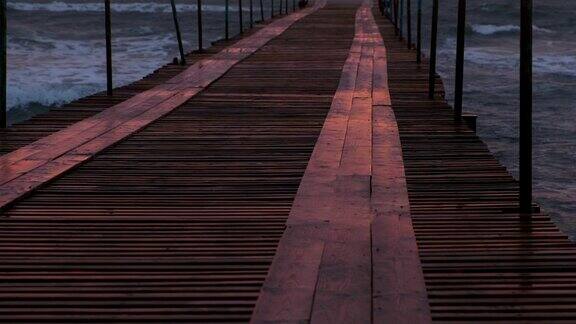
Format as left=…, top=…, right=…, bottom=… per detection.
left=380, top=0, right=534, bottom=213
left=0, top=0, right=302, bottom=127
left=0, top=0, right=536, bottom=214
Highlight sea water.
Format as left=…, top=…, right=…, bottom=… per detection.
left=413, top=0, right=576, bottom=237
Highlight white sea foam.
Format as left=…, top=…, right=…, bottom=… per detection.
left=7, top=1, right=241, bottom=13
left=471, top=24, right=554, bottom=35
left=6, top=33, right=187, bottom=110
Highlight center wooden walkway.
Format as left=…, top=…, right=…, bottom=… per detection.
left=1, top=0, right=576, bottom=323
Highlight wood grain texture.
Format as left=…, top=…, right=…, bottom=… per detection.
left=0, top=5, right=357, bottom=323
left=0, top=0, right=326, bottom=211
left=373, top=7, right=576, bottom=323
left=253, top=4, right=430, bottom=323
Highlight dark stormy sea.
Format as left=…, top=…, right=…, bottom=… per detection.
left=412, top=0, right=576, bottom=237
left=4, top=1, right=576, bottom=237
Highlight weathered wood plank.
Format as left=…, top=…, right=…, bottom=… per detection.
left=373, top=7, right=576, bottom=323
left=253, top=5, right=430, bottom=323
left=0, top=0, right=327, bottom=211
left=0, top=5, right=358, bottom=323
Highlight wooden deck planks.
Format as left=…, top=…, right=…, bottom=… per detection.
left=373, top=8, right=576, bottom=323
left=1, top=1, right=569, bottom=322
left=0, top=0, right=326, bottom=211
left=252, top=4, right=430, bottom=323
left=0, top=33, right=258, bottom=155
left=0, top=5, right=358, bottom=323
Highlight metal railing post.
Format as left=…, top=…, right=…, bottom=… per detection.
left=271, top=0, right=274, bottom=18
left=399, top=0, right=403, bottom=38
left=250, top=0, right=253, bottom=28
left=279, top=0, right=282, bottom=15
left=520, top=0, right=533, bottom=214
left=170, top=0, right=186, bottom=65
left=197, top=0, right=203, bottom=50
left=292, top=0, right=295, bottom=12
left=260, top=0, right=264, bottom=21
left=285, top=0, right=288, bottom=14
left=454, top=0, right=466, bottom=119
left=105, top=0, right=113, bottom=96
left=428, top=0, right=438, bottom=99
left=393, top=0, right=398, bottom=36
left=239, top=0, right=243, bottom=33
left=406, top=0, right=411, bottom=48
left=0, top=0, right=6, bottom=128
left=385, top=0, right=391, bottom=19
left=416, top=0, right=421, bottom=63
left=225, top=0, right=230, bottom=39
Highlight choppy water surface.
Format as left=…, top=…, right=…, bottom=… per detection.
left=4, top=0, right=576, bottom=237
left=414, top=0, right=576, bottom=237
left=5, top=0, right=263, bottom=120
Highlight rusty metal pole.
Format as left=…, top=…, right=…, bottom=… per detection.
left=0, top=0, right=6, bottom=128
left=428, top=0, right=438, bottom=99
left=105, top=0, right=113, bottom=96
left=170, top=0, right=186, bottom=65
left=454, top=0, right=466, bottom=119
left=520, top=0, right=533, bottom=214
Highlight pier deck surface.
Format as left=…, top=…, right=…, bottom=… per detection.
left=0, top=3, right=357, bottom=322
left=374, top=9, right=576, bottom=323
left=0, top=1, right=575, bottom=323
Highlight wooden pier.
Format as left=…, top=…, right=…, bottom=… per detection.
left=0, top=0, right=575, bottom=322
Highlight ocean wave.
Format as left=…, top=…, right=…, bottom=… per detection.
left=6, top=33, right=187, bottom=110
left=463, top=48, right=576, bottom=77
left=534, top=54, right=576, bottom=76
left=471, top=24, right=554, bottom=35
left=7, top=1, right=241, bottom=13
left=7, top=83, right=100, bottom=110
